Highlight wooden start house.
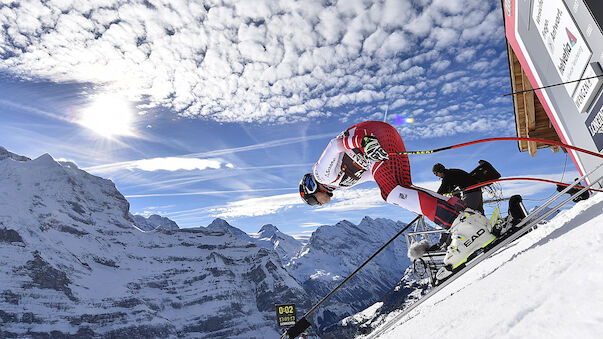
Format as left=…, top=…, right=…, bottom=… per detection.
left=501, top=0, right=603, bottom=188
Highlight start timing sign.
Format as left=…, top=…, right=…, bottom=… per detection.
left=276, top=303, right=296, bottom=327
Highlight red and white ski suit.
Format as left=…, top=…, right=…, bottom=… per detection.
left=313, top=121, right=464, bottom=228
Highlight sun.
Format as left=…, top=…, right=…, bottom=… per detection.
left=79, top=93, right=136, bottom=139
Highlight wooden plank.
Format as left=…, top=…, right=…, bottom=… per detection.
left=505, top=41, right=564, bottom=156
left=507, top=43, right=528, bottom=151
left=522, top=70, right=536, bottom=131
left=528, top=140, right=537, bottom=156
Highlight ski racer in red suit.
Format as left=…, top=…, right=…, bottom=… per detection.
left=299, top=121, right=466, bottom=228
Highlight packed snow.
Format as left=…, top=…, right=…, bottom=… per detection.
left=367, top=192, right=603, bottom=339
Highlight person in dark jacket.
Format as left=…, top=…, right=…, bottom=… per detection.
left=432, top=163, right=484, bottom=215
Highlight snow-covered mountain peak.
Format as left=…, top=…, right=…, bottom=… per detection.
left=31, top=152, right=56, bottom=166
left=0, top=146, right=30, bottom=161
left=207, top=217, right=231, bottom=229
left=131, top=214, right=179, bottom=231
left=258, top=223, right=279, bottom=237
left=206, top=218, right=251, bottom=240
left=0, top=146, right=131, bottom=231
left=250, top=223, right=302, bottom=265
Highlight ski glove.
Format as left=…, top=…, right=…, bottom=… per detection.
left=362, top=136, right=389, bottom=161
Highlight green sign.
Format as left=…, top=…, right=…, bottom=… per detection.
left=276, top=303, right=296, bottom=327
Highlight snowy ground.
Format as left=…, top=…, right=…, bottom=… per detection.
left=370, top=192, right=603, bottom=339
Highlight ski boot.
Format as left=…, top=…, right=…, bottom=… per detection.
left=442, top=209, right=496, bottom=270
left=492, top=195, right=528, bottom=237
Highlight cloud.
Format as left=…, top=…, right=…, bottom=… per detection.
left=124, top=157, right=231, bottom=172
left=0, top=99, right=72, bottom=123
left=307, top=187, right=388, bottom=213
left=210, top=193, right=302, bottom=218
left=299, top=222, right=325, bottom=228
left=496, top=171, right=581, bottom=197
left=207, top=186, right=389, bottom=218
left=398, top=116, right=515, bottom=139
left=431, top=60, right=451, bottom=71
left=0, top=1, right=503, bottom=125
left=125, top=187, right=294, bottom=198
left=84, top=132, right=335, bottom=173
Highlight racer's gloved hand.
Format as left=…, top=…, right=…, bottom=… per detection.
left=362, top=136, right=389, bottom=161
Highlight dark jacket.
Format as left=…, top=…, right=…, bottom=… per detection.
left=437, top=168, right=479, bottom=195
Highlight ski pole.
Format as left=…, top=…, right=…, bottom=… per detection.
left=389, top=136, right=603, bottom=159
left=281, top=215, right=422, bottom=339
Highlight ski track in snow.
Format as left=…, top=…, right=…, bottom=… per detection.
left=371, top=193, right=603, bottom=339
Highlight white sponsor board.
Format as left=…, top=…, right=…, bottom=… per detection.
left=532, top=0, right=592, bottom=96
left=573, top=62, right=603, bottom=113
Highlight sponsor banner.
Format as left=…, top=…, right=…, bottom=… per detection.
left=532, top=0, right=593, bottom=96
left=585, top=99, right=603, bottom=151
left=573, top=62, right=603, bottom=113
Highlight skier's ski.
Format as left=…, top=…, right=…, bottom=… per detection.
left=366, top=170, right=602, bottom=339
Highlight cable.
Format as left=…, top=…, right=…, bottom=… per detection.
left=391, top=136, right=603, bottom=160
left=502, top=73, right=603, bottom=97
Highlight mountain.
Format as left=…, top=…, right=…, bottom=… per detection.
left=286, top=216, right=410, bottom=333
left=0, top=148, right=311, bottom=338
left=206, top=219, right=303, bottom=265
left=206, top=218, right=253, bottom=241
left=251, top=224, right=303, bottom=263
left=0, top=146, right=30, bottom=161
left=131, top=214, right=179, bottom=231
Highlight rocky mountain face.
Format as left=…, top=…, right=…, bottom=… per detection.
left=201, top=217, right=415, bottom=334
left=286, top=217, right=411, bottom=333
left=131, top=214, right=179, bottom=231
left=0, top=147, right=311, bottom=338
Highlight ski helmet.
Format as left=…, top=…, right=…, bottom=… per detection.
left=299, top=173, right=320, bottom=205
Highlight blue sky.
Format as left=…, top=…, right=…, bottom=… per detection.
left=0, top=0, right=578, bottom=239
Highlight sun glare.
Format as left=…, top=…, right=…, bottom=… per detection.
left=79, top=93, right=136, bottom=139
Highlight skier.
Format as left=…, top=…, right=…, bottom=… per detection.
left=299, top=121, right=496, bottom=275
left=432, top=163, right=484, bottom=214
left=299, top=121, right=465, bottom=228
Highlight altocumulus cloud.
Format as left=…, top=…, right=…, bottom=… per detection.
left=0, top=0, right=505, bottom=127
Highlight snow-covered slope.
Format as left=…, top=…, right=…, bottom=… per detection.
left=286, top=217, right=410, bottom=333
left=131, top=214, right=179, bottom=231
left=363, top=192, right=603, bottom=338
left=0, top=148, right=310, bottom=338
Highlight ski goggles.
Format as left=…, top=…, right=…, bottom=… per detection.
left=299, top=173, right=319, bottom=206
left=302, top=173, right=318, bottom=194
